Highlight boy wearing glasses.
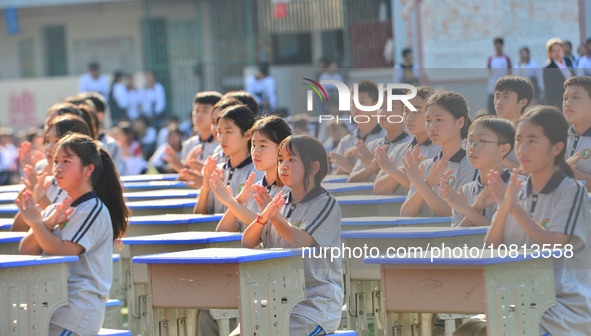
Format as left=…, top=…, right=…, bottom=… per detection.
left=440, top=116, right=524, bottom=226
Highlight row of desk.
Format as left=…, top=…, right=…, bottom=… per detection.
left=0, top=174, right=563, bottom=336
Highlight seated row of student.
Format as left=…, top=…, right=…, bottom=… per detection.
left=493, top=75, right=535, bottom=171
left=400, top=90, right=478, bottom=217
left=18, top=133, right=129, bottom=336
left=239, top=135, right=343, bottom=336
left=563, top=76, right=591, bottom=189
left=373, top=86, right=441, bottom=195
left=194, top=104, right=263, bottom=214
left=442, top=116, right=525, bottom=227
left=329, top=80, right=386, bottom=174
left=177, top=94, right=257, bottom=188
left=163, top=91, right=222, bottom=173
left=12, top=114, right=93, bottom=232
left=196, top=116, right=292, bottom=336
left=214, top=115, right=292, bottom=233
left=347, top=87, right=411, bottom=183
left=460, top=107, right=591, bottom=336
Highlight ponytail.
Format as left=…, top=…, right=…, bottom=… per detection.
left=55, top=134, right=129, bottom=241
left=96, top=147, right=129, bottom=240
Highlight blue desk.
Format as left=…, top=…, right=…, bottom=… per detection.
left=0, top=184, right=24, bottom=193
left=127, top=198, right=196, bottom=216
left=0, top=191, right=18, bottom=204
left=0, top=203, right=18, bottom=218
left=123, top=181, right=191, bottom=192
left=121, top=174, right=178, bottom=183
left=0, top=232, right=27, bottom=254
left=127, top=214, right=222, bottom=237
left=133, top=248, right=306, bottom=336
left=124, top=189, right=199, bottom=201
left=0, top=218, right=11, bottom=231
left=0, top=255, right=78, bottom=336
left=122, top=232, right=242, bottom=336
left=325, top=183, right=374, bottom=196
left=337, top=195, right=406, bottom=218
left=342, top=216, right=451, bottom=231
left=323, top=175, right=349, bottom=183
left=341, top=226, right=487, bottom=336
left=365, top=250, right=556, bottom=336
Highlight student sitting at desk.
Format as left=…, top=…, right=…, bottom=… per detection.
left=347, top=87, right=411, bottom=183
left=213, top=115, right=291, bottom=233
left=481, top=107, right=591, bottom=336
left=18, top=134, right=129, bottom=336
left=441, top=116, right=524, bottom=227
left=194, top=105, right=262, bottom=214
left=242, top=135, right=344, bottom=336
left=374, top=86, right=440, bottom=195
left=13, top=115, right=92, bottom=232
left=400, top=90, right=478, bottom=217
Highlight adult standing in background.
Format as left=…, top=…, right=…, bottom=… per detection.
left=543, top=38, right=574, bottom=108
left=393, top=48, right=420, bottom=85
left=78, top=62, right=110, bottom=100
left=141, top=70, right=166, bottom=128
left=487, top=37, right=512, bottom=114
left=514, top=46, right=544, bottom=104
left=109, top=71, right=129, bottom=126
left=245, top=63, right=277, bottom=115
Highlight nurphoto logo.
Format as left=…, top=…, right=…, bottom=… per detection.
left=304, top=78, right=418, bottom=124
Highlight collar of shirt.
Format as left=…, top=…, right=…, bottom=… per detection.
left=262, top=176, right=277, bottom=192
left=284, top=185, right=325, bottom=206
left=473, top=168, right=510, bottom=194
left=71, top=191, right=98, bottom=207
left=568, top=125, right=591, bottom=137
left=435, top=148, right=466, bottom=163
left=223, top=156, right=253, bottom=169
left=356, top=123, right=383, bottom=142
left=383, top=131, right=408, bottom=146
left=410, top=136, right=432, bottom=147
left=524, top=170, right=566, bottom=197
left=199, top=133, right=215, bottom=143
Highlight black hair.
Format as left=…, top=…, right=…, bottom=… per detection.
left=402, top=48, right=412, bottom=58
left=76, top=104, right=98, bottom=140
left=47, top=115, right=91, bottom=140
left=586, top=37, right=591, bottom=46
left=89, top=62, right=100, bottom=70
left=494, top=75, right=534, bottom=113
left=469, top=116, right=516, bottom=158
left=517, top=106, right=573, bottom=177
left=564, top=76, right=591, bottom=100
left=79, top=92, right=107, bottom=113
left=223, top=91, right=259, bottom=115
left=520, top=46, right=530, bottom=55
left=356, top=80, right=380, bottom=103
left=193, top=91, right=223, bottom=106
left=426, top=90, right=472, bottom=139
left=46, top=103, right=83, bottom=123
left=277, top=135, right=328, bottom=189
left=56, top=134, right=129, bottom=241
left=416, top=86, right=435, bottom=100
left=218, top=105, right=256, bottom=150
left=258, top=62, right=269, bottom=77
left=211, top=98, right=243, bottom=124
left=494, top=37, right=504, bottom=45
left=251, top=115, right=292, bottom=145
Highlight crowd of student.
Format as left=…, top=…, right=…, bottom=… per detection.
left=4, top=35, right=591, bottom=335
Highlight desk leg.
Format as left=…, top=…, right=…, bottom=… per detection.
left=0, top=263, right=68, bottom=336
left=238, top=258, right=306, bottom=336
left=152, top=308, right=199, bottom=336
left=484, top=261, right=555, bottom=336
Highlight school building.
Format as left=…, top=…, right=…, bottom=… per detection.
left=0, top=0, right=589, bottom=129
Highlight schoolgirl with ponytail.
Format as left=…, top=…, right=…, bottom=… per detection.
left=484, top=106, right=591, bottom=335
left=18, top=133, right=129, bottom=336
left=400, top=90, right=478, bottom=217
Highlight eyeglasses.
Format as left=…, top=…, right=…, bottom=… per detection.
left=462, top=138, right=507, bottom=150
